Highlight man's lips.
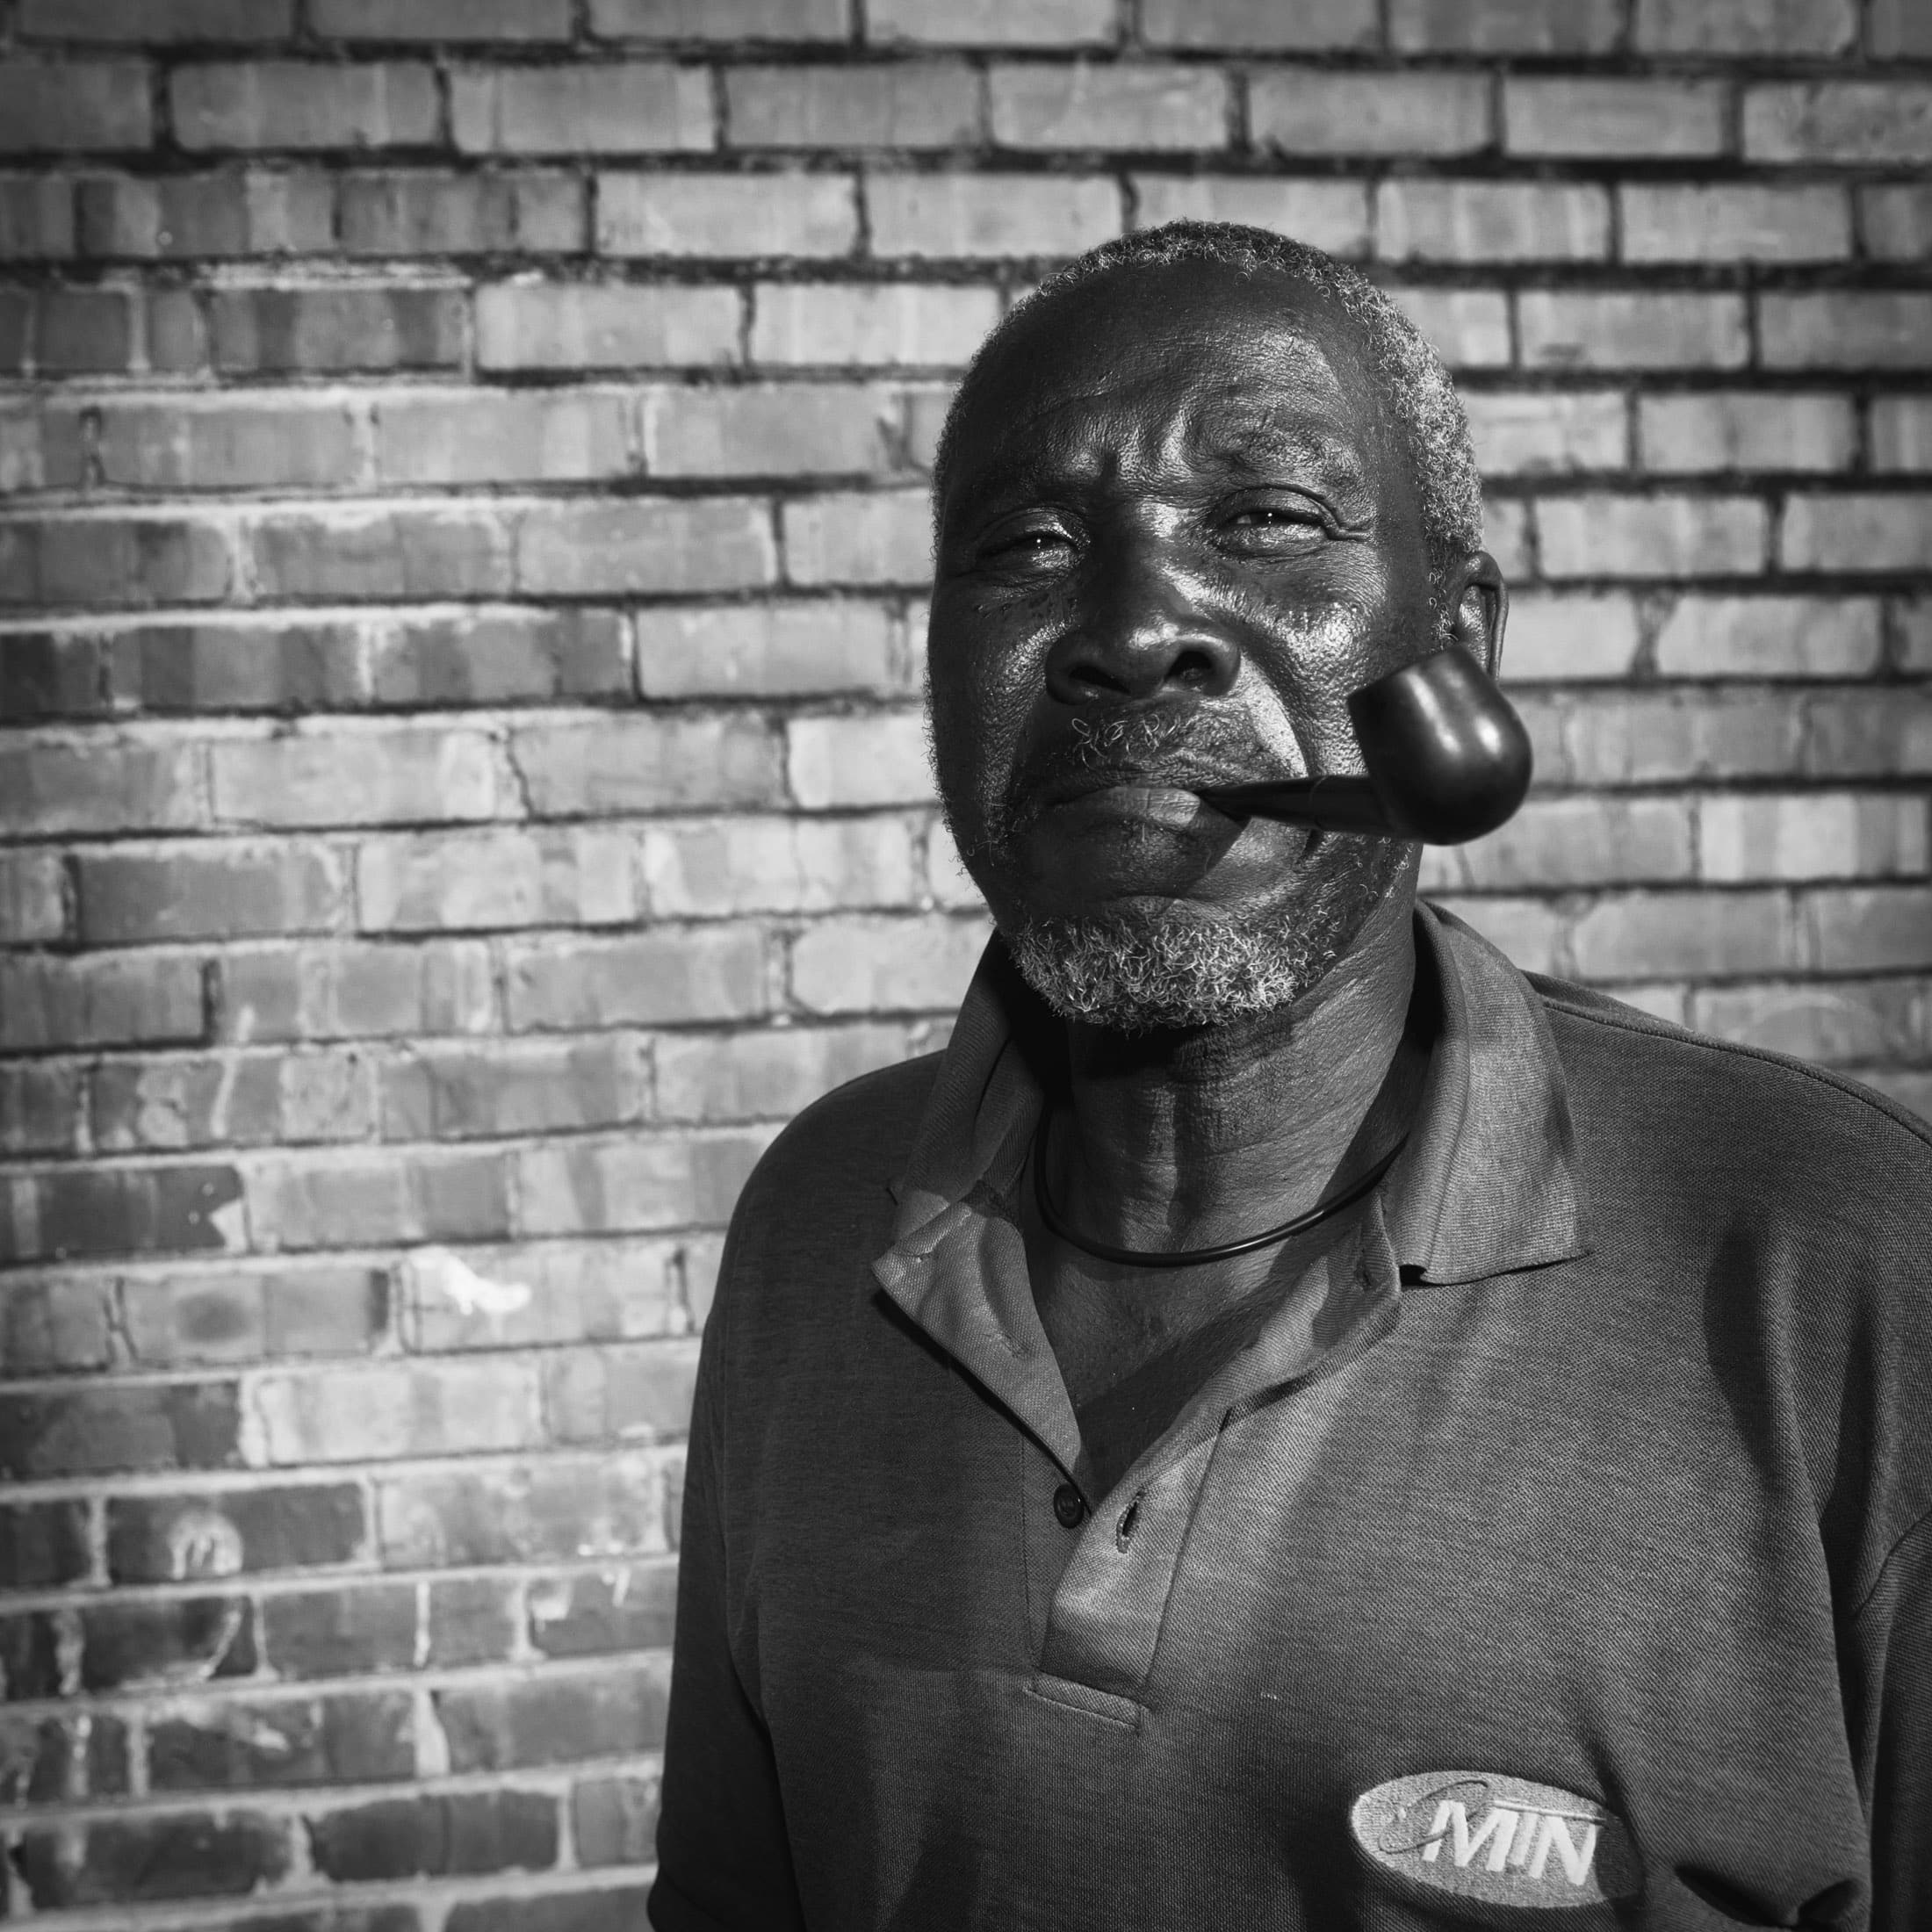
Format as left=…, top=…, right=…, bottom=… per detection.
left=1027, top=763, right=1297, bottom=819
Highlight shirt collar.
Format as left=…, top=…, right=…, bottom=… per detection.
left=876, top=898, right=1588, bottom=1290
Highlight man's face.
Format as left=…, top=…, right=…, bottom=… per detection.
left=927, top=261, right=1446, bottom=1030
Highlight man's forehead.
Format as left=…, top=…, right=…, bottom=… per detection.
left=947, top=264, right=1380, bottom=497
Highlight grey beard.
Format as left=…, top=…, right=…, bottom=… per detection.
left=1004, top=903, right=1326, bottom=1032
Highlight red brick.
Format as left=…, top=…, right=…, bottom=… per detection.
left=1539, top=494, right=1768, bottom=580
left=19, top=0, right=293, bottom=36
left=0, top=173, right=77, bottom=257
left=14, top=1812, right=289, bottom=1909
left=29, top=285, right=134, bottom=371
left=0, top=1378, right=241, bottom=1477
left=641, top=382, right=900, bottom=477
left=597, top=169, right=857, bottom=256
left=1901, top=603, right=1932, bottom=676
left=218, top=938, right=496, bottom=1042
left=642, top=812, right=920, bottom=915
left=1862, top=185, right=1932, bottom=263
left=373, top=389, right=630, bottom=485
left=87, top=396, right=360, bottom=490
left=454, top=63, right=710, bottom=155
left=1634, top=0, right=1854, bottom=51
left=147, top=286, right=209, bottom=371
left=398, top=1237, right=687, bottom=1352
left=1518, top=291, right=1748, bottom=370
left=990, top=61, right=1226, bottom=149
left=314, top=0, right=573, bottom=35
left=1131, top=176, right=1369, bottom=257
left=428, top=1575, right=519, bottom=1665
left=1808, top=887, right=1932, bottom=972
left=0, top=1609, right=68, bottom=1698
left=1691, top=980, right=1922, bottom=1064
left=253, top=1355, right=540, bottom=1462
left=108, top=1482, right=367, bottom=1582
left=249, top=1148, right=515, bottom=1250
left=1874, top=399, right=1932, bottom=472
left=249, top=506, right=513, bottom=598
left=0, top=59, right=153, bottom=151
left=1388, top=288, right=1511, bottom=369
left=592, top=0, right=843, bottom=32
left=171, top=61, right=439, bottom=151
left=4, top=1161, right=244, bottom=1265
left=0, top=287, right=30, bottom=370
left=0, top=1710, right=129, bottom=1804
left=448, top=1888, right=654, bottom=1932
left=636, top=598, right=898, bottom=698
left=0, top=401, right=68, bottom=493
left=148, top=1689, right=414, bottom=1791
left=868, top=0, right=1114, bottom=43
left=78, top=1593, right=257, bottom=1690
left=91, top=1047, right=373, bottom=1150
left=369, top=608, right=628, bottom=706
left=508, top=711, right=781, bottom=814
left=1565, top=692, right=1803, bottom=787
left=0, top=950, right=205, bottom=1050
left=1142, top=0, right=1374, bottom=45
left=1505, top=77, right=1726, bottom=156
left=0, top=1061, right=86, bottom=1155
left=750, top=281, right=997, bottom=366
left=211, top=284, right=464, bottom=371
left=867, top=170, right=1119, bottom=257
left=476, top=281, right=740, bottom=370
left=1375, top=180, right=1608, bottom=263
left=1, top=1278, right=113, bottom=1372
left=0, top=627, right=112, bottom=719
left=1872, top=0, right=1932, bottom=54
left=1781, top=494, right=1932, bottom=573
left=1481, top=497, right=1532, bottom=580
left=543, top=1339, right=700, bottom=1444
left=209, top=723, right=507, bottom=827
left=782, top=486, right=930, bottom=584
left=1391, top=0, right=1621, bottom=50
left=358, top=826, right=641, bottom=934
left=1654, top=595, right=1881, bottom=679
left=436, top=1659, right=671, bottom=1770
left=1744, top=83, right=1932, bottom=163
left=119, top=1262, right=387, bottom=1362
left=380, top=1036, right=650, bottom=1138
left=342, top=167, right=584, bottom=254
left=1759, top=294, right=1932, bottom=371
left=1620, top=184, right=1849, bottom=264
left=310, top=1790, right=559, bottom=1882
left=654, top=1022, right=915, bottom=1123
left=1464, top=391, right=1626, bottom=477
left=516, top=1128, right=770, bottom=1234
left=785, top=711, right=933, bottom=807
left=91, top=616, right=357, bottom=713
left=1638, top=393, right=1855, bottom=475
left=1699, top=793, right=1926, bottom=883
left=1572, top=890, right=1799, bottom=980
left=791, top=911, right=990, bottom=1013
left=529, top=1561, right=677, bottom=1657
left=727, top=61, right=978, bottom=148
left=1248, top=68, right=1489, bottom=154
left=77, top=843, right=348, bottom=942
left=0, top=1502, right=91, bottom=1593
left=0, top=847, right=68, bottom=942
left=573, top=1770, right=660, bottom=1865
left=261, top=1582, right=415, bottom=1678
left=0, top=513, right=234, bottom=606
left=514, top=496, right=776, bottom=595
left=76, top=168, right=333, bottom=258
left=378, top=1453, right=667, bottom=1568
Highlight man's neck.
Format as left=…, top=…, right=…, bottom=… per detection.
left=1051, top=888, right=1424, bottom=1257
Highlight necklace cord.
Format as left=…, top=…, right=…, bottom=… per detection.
left=1033, top=1125, right=1410, bottom=1270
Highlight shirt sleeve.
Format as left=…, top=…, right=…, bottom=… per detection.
left=649, top=1277, right=808, bottom=1932
left=1849, top=1507, right=1932, bottom=1929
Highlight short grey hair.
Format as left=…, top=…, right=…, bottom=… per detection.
left=931, top=220, right=1484, bottom=605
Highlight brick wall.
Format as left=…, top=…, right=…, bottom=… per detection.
left=0, top=0, right=1928, bottom=1923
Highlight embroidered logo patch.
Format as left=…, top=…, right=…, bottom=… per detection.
left=1351, top=1771, right=1642, bottom=1909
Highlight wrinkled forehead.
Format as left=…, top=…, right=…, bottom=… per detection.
left=941, top=262, right=1389, bottom=515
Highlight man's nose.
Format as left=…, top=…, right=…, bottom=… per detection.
left=1042, top=544, right=1242, bottom=704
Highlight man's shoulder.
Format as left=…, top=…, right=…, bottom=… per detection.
left=1529, top=970, right=1932, bottom=1197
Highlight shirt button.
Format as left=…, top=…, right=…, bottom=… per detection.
left=1052, top=1482, right=1086, bottom=1528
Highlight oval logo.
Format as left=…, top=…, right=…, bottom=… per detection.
left=1351, top=1771, right=1641, bottom=1910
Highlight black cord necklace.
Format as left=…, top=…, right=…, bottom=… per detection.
left=1032, top=1121, right=1409, bottom=1270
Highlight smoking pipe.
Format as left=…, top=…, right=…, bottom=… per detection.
left=1204, top=648, right=1533, bottom=846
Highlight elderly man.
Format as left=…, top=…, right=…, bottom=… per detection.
left=648, top=224, right=1931, bottom=1928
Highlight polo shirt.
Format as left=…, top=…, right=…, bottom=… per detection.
left=650, top=901, right=1932, bottom=1930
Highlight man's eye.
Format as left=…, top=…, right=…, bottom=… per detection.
left=1221, top=504, right=1326, bottom=536
left=983, top=525, right=1075, bottom=564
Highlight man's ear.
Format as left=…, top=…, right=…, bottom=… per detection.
left=1448, top=549, right=1508, bottom=681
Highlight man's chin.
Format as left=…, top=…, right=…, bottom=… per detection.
left=1003, top=905, right=1323, bottom=1033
